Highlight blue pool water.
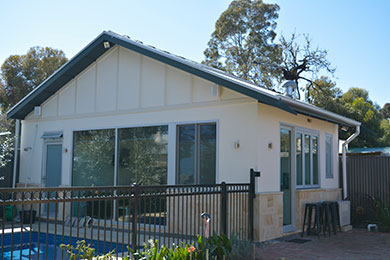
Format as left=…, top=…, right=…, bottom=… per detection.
left=1, top=232, right=126, bottom=260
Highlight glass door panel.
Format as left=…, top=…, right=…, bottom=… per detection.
left=199, top=124, right=216, bottom=184
left=304, top=135, right=311, bottom=185
left=177, top=125, right=196, bottom=184
left=177, top=123, right=217, bottom=184
left=296, top=133, right=303, bottom=186
left=312, top=136, right=319, bottom=185
left=280, top=129, right=292, bottom=226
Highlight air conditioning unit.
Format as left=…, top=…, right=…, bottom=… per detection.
left=338, top=200, right=351, bottom=227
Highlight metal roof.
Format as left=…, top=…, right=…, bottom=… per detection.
left=6, top=31, right=360, bottom=127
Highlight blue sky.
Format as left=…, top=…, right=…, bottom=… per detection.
left=1, top=0, right=389, bottom=107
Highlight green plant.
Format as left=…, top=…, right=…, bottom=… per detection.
left=61, top=233, right=254, bottom=260
left=372, top=197, right=390, bottom=232
left=60, top=240, right=114, bottom=260
left=128, top=239, right=196, bottom=260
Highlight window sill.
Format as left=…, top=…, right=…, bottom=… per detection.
left=296, top=186, right=320, bottom=190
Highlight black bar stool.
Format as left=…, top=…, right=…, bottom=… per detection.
left=324, top=201, right=341, bottom=234
left=301, top=202, right=322, bottom=239
left=321, top=201, right=332, bottom=236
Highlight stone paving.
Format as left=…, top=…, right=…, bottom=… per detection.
left=256, top=229, right=390, bottom=260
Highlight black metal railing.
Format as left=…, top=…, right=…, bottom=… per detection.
left=0, top=171, right=258, bottom=260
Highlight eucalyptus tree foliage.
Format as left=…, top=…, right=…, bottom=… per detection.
left=203, top=0, right=281, bottom=89
left=203, top=0, right=335, bottom=95
left=309, top=79, right=389, bottom=147
left=0, top=46, right=67, bottom=112
left=381, top=103, right=390, bottom=119
left=0, top=134, right=13, bottom=168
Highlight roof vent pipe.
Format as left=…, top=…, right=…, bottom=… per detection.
left=280, top=80, right=297, bottom=98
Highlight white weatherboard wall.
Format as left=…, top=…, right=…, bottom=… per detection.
left=19, top=46, right=259, bottom=187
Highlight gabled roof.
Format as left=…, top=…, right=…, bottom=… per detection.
left=6, top=31, right=360, bottom=127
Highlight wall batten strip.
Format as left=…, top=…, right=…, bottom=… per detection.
left=115, top=48, right=120, bottom=111
left=139, top=56, right=143, bottom=108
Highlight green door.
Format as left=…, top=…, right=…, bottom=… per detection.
left=45, top=143, right=62, bottom=213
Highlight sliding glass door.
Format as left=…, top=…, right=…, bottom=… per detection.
left=280, top=128, right=292, bottom=229
left=118, top=126, right=168, bottom=186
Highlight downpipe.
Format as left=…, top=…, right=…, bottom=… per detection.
left=342, top=125, right=360, bottom=200
left=12, top=119, right=20, bottom=188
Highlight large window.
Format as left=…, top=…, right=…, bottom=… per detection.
left=72, top=126, right=168, bottom=187
left=72, top=129, right=115, bottom=186
left=118, top=126, right=168, bottom=185
left=296, top=131, right=319, bottom=188
left=177, top=123, right=216, bottom=184
left=72, top=123, right=217, bottom=187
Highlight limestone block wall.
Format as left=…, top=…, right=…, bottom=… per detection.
left=253, top=192, right=283, bottom=242
left=295, top=188, right=342, bottom=230
left=253, top=189, right=342, bottom=242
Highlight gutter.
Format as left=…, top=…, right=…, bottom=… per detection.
left=342, top=126, right=360, bottom=199
left=279, top=96, right=360, bottom=127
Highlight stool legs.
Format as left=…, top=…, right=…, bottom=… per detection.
left=301, top=204, right=308, bottom=237
left=315, top=204, right=321, bottom=239
left=323, top=203, right=331, bottom=236
left=307, top=205, right=313, bottom=235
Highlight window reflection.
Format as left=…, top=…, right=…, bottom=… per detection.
left=118, top=126, right=168, bottom=186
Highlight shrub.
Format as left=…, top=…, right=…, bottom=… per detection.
left=372, top=197, right=390, bottom=232
left=60, top=240, right=114, bottom=260
left=61, top=234, right=255, bottom=259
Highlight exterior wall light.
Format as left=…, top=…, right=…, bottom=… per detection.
left=103, top=42, right=111, bottom=49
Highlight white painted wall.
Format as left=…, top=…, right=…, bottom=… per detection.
left=20, top=46, right=257, bottom=187
left=256, top=103, right=339, bottom=193
left=19, top=45, right=339, bottom=193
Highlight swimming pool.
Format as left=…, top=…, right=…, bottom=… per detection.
left=1, top=232, right=127, bottom=260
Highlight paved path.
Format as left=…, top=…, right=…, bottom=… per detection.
left=256, top=229, right=390, bottom=260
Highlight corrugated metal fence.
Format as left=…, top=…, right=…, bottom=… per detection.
left=340, top=156, right=390, bottom=226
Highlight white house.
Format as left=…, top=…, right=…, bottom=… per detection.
left=7, top=31, right=360, bottom=241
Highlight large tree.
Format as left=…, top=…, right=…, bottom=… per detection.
left=308, top=80, right=388, bottom=147
left=307, top=76, right=344, bottom=114
left=0, top=47, right=67, bottom=168
left=0, top=46, right=68, bottom=113
left=381, top=103, right=390, bottom=119
left=278, top=33, right=335, bottom=100
left=340, top=88, right=384, bottom=147
left=203, top=0, right=281, bottom=89
left=203, top=0, right=335, bottom=94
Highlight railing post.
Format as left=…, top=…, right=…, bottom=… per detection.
left=220, top=181, right=227, bottom=236
left=132, top=184, right=138, bottom=252
left=249, top=169, right=260, bottom=241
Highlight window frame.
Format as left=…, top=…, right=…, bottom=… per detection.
left=71, top=124, right=169, bottom=187
left=279, top=124, right=320, bottom=190
left=295, top=128, right=320, bottom=189
left=175, top=122, right=217, bottom=185
left=325, top=133, right=333, bottom=179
